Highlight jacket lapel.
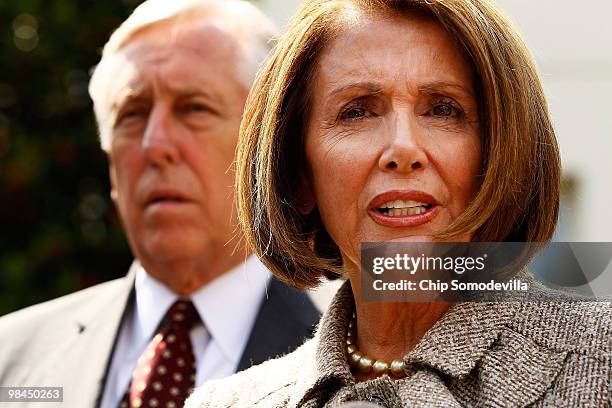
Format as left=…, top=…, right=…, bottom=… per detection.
left=51, top=265, right=135, bottom=407
left=407, top=301, right=568, bottom=407
left=236, top=278, right=319, bottom=371
left=461, top=328, right=568, bottom=407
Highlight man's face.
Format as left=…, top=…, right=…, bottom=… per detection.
left=106, top=16, right=249, bottom=272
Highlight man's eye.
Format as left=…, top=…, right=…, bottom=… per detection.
left=121, top=110, right=140, bottom=119
left=189, top=103, right=208, bottom=112
left=116, top=108, right=147, bottom=125
left=430, top=102, right=462, bottom=118
left=179, top=102, right=214, bottom=116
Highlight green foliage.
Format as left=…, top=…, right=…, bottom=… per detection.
left=0, top=0, right=144, bottom=315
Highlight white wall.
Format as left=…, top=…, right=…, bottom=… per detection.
left=493, top=0, right=612, bottom=242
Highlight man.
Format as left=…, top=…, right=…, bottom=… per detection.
left=0, top=1, right=320, bottom=407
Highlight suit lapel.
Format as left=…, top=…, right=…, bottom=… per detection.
left=44, top=270, right=318, bottom=404
left=58, top=265, right=136, bottom=407
left=237, top=278, right=320, bottom=371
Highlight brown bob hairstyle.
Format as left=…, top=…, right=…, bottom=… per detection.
left=236, top=0, right=561, bottom=288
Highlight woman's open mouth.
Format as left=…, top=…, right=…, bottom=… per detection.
left=375, top=200, right=434, bottom=216
left=368, top=191, right=439, bottom=227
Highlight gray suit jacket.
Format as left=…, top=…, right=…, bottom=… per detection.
left=0, top=263, right=319, bottom=407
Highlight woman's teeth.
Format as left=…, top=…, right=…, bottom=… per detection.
left=385, top=207, right=427, bottom=216
left=377, top=200, right=431, bottom=216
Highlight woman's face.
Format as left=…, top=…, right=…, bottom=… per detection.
left=304, top=13, right=482, bottom=272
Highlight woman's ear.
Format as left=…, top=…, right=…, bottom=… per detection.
left=296, top=174, right=316, bottom=215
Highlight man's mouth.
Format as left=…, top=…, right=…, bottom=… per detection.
left=148, top=196, right=186, bottom=204
left=144, top=190, right=190, bottom=207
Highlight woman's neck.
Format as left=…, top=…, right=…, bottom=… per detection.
left=353, top=300, right=450, bottom=359
left=349, top=280, right=451, bottom=381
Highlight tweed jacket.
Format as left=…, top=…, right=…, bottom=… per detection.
left=186, top=280, right=611, bottom=408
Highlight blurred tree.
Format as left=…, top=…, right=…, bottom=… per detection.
left=0, top=0, right=145, bottom=315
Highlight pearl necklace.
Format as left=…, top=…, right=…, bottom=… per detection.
left=346, top=313, right=407, bottom=378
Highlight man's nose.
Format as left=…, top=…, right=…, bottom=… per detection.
left=378, top=111, right=428, bottom=174
left=141, top=108, right=180, bottom=167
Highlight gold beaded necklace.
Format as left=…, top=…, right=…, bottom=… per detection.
left=346, top=312, right=407, bottom=378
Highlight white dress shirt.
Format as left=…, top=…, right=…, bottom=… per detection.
left=99, top=255, right=270, bottom=408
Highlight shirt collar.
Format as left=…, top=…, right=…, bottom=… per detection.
left=134, top=263, right=178, bottom=343
left=190, top=255, right=270, bottom=363
left=134, top=256, right=271, bottom=363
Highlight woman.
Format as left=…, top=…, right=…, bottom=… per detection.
left=187, top=0, right=610, bottom=406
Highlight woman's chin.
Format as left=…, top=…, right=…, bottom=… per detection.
left=385, top=235, right=437, bottom=243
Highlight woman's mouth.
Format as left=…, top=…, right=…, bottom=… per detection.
left=375, top=200, right=434, bottom=216
left=368, top=191, right=439, bottom=227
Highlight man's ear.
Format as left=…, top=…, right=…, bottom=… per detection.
left=108, top=161, right=119, bottom=205
left=295, top=173, right=316, bottom=215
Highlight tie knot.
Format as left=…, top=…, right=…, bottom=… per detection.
left=163, top=300, right=199, bottom=330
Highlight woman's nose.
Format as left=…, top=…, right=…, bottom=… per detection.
left=378, top=114, right=428, bottom=173
left=141, top=108, right=181, bottom=167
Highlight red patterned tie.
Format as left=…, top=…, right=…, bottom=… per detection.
left=120, top=300, right=199, bottom=408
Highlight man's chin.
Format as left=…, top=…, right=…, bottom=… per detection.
left=136, top=237, right=211, bottom=265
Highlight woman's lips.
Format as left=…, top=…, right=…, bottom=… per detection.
left=368, top=190, right=440, bottom=227
left=368, top=205, right=439, bottom=227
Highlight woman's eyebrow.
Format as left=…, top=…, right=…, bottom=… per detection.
left=418, top=81, right=475, bottom=97
left=326, top=80, right=473, bottom=100
left=327, top=81, right=384, bottom=99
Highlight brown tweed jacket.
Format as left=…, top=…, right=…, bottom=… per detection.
left=186, top=281, right=611, bottom=407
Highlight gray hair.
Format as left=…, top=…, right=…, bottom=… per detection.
left=88, top=0, right=277, bottom=152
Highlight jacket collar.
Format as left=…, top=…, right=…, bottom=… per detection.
left=292, top=272, right=579, bottom=407
left=403, top=300, right=518, bottom=378
left=297, top=279, right=520, bottom=402
left=59, top=262, right=136, bottom=408
left=73, top=262, right=136, bottom=332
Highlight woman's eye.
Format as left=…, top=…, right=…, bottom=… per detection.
left=338, top=100, right=375, bottom=121
left=430, top=102, right=462, bottom=118
left=340, top=107, right=367, bottom=120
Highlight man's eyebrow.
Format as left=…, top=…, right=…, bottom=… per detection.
left=418, top=81, right=475, bottom=97
left=165, top=82, right=226, bottom=105
left=110, top=84, right=226, bottom=113
left=176, top=89, right=224, bottom=104
left=111, top=87, right=150, bottom=112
